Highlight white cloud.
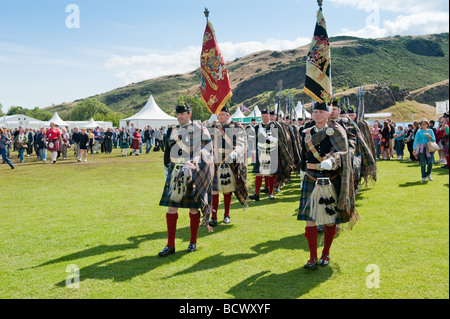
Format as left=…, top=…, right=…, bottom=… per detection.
left=330, top=0, right=449, bottom=37
left=329, top=0, right=447, bottom=13
left=105, top=37, right=311, bottom=84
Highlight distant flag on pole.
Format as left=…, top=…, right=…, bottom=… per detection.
left=304, top=5, right=332, bottom=104
left=241, top=104, right=250, bottom=113
left=200, top=8, right=233, bottom=115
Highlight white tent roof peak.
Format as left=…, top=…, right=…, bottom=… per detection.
left=84, top=117, right=101, bottom=129
left=125, top=95, right=176, bottom=121
left=231, top=108, right=245, bottom=119
left=295, top=101, right=311, bottom=119
left=49, top=112, right=68, bottom=127
left=247, top=105, right=261, bottom=118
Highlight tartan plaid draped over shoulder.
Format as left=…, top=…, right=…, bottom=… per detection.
left=162, top=121, right=214, bottom=216
left=310, top=121, right=354, bottom=214
left=211, top=120, right=249, bottom=206
left=357, top=120, right=378, bottom=185
left=276, top=122, right=296, bottom=181
left=187, top=121, right=214, bottom=215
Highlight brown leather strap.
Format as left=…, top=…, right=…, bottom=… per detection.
left=305, top=171, right=338, bottom=182
left=305, top=129, right=323, bottom=163
left=306, top=163, right=322, bottom=171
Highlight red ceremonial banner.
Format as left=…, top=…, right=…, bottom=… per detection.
left=200, top=20, right=232, bottom=115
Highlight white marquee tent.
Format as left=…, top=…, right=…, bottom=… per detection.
left=0, top=114, right=45, bottom=130
left=295, top=102, right=311, bottom=120
left=84, top=117, right=102, bottom=129
left=119, top=95, right=178, bottom=129
left=0, top=113, right=113, bottom=130
left=231, top=108, right=246, bottom=122
left=47, top=112, right=69, bottom=127
left=244, top=105, right=262, bottom=123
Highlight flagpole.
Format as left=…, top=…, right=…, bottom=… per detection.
left=317, top=0, right=323, bottom=10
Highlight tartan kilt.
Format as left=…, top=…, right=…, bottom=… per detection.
left=298, top=170, right=349, bottom=224
left=47, top=139, right=60, bottom=152
left=159, top=163, right=201, bottom=209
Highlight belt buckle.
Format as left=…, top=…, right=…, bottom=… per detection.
left=316, top=177, right=331, bottom=186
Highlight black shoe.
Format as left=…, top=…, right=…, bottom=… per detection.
left=223, top=216, right=230, bottom=224
left=442, top=165, right=449, bottom=169
left=249, top=194, right=260, bottom=201
left=158, top=246, right=175, bottom=257
left=261, top=187, right=268, bottom=194
left=319, top=255, right=330, bottom=267
left=268, top=194, right=275, bottom=200
left=187, top=243, right=196, bottom=253
left=303, top=259, right=319, bottom=270
left=209, top=218, right=218, bottom=227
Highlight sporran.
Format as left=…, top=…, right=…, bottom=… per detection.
left=309, top=177, right=338, bottom=225
left=169, top=164, right=188, bottom=203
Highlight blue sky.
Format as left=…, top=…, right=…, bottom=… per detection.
left=0, top=0, right=448, bottom=113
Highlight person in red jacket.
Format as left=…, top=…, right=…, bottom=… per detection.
left=45, top=122, right=62, bottom=164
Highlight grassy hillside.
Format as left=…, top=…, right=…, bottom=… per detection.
left=45, top=33, right=449, bottom=118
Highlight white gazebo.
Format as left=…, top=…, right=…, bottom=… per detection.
left=84, top=117, right=102, bottom=129
left=244, top=105, right=262, bottom=123
left=295, top=102, right=311, bottom=119
left=119, top=95, right=178, bottom=129
left=47, top=112, right=69, bottom=127
left=231, top=108, right=246, bottom=123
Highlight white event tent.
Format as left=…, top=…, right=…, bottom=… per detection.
left=119, top=95, right=178, bottom=129
left=231, top=108, right=246, bottom=122
left=1, top=113, right=113, bottom=130
left=47, top=112, right=69, bottom=127
left=83, top=117, right=102, bottom=129
left=294, top=102, right=311, bottom=120
left=244, top=105, right=262, bottom=123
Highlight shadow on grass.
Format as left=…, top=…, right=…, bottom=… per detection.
left=226, top=266, right=334, bottom=299
left=28, top=225, right=231, bottom=270
left=398, top=181, right=427, bottom=187
left=165, top=234, right=310, bottom=280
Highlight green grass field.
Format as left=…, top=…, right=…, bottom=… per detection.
left=0, top=148, right=448, bottom=299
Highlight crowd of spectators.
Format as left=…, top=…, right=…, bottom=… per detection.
left=0, top=123, right=170, bottom=166
left=370, top=113, right=450, bottom=181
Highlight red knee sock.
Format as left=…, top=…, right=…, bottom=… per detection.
left=321, top=224, right=337, bottom=257
left=223, top=193, right=232, bottom=217
left=264, top=176, right=269, bottom=189
left=211, top=194, right=219, bottom=219
left=166, top=213, right=178, bottom=247
left=267, top=175, right=277, bottom=195
left=254, top=176, right=263, bottom=195
left=446, top=154, right=449, bottom=166
left=271, top=175, right=277, bottom=194
left=305, top=226, right=318, bottom=261
left=189, top=213, right=200, bottom=244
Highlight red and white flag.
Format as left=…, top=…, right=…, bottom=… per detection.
left=200, top=20, right=232, bottom=115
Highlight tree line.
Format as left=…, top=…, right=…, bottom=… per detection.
left=2, top=95, right=230, bottom=126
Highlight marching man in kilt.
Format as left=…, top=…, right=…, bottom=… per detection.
left=158, top=103, right=214, bottom=257
left=249, top=108, right=295, bottom=201
left=45, top=122, right=62, bottom=164
left=209, top=106, right=248, bottom=227
left=249, top=108, right=279, bottom=201
left=298, top=102, right=357, bottom=269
